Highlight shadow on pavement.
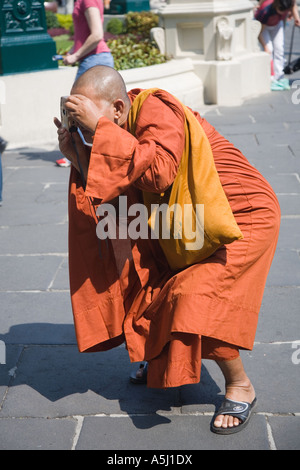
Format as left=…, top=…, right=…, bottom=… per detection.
left=0, top=323, right=222, bottom=429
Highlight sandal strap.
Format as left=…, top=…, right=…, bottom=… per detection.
left=216, top=398, right=254, bottom=424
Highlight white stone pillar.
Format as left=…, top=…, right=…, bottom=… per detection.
left=160, top=0, right=270, bottom=105
left=65, top=0, right=74, bottom=14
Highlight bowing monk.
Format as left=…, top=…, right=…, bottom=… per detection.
left=54, top=65, right=280, bottom=434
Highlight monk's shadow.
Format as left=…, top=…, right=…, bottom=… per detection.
left=0, top=323, right=222, bottom=430
left=18, top=149, right=62, bottom=164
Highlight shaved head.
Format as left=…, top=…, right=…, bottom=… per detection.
left=71, top=65, right=130, bottom=106
left=67, top=65, right=131, bottom=133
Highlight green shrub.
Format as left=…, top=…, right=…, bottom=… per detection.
left=69, top=21, right=74, bottom=36
left=49, top=10, right=168, bottom=70
left=56, top=13, right=74, bottom=32
left=106, top=18, right=126, bottom=35
left=45, top=10, right=60, bottom=29
left=107, top=34, right=167, bottom=70
left=125, top=11, right=159, bottom=38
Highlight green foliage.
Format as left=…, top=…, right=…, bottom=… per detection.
left=45, top=10, right=60, bottom=29
left=106, top=18, right=125, bottom=35
left=56, top=13, right=74, bottom=33
left=125, top=11, right=159, bottom=38
left=107, top=34, right=167, bottom=71
left=48, top=10, right=167, bottom=70
left=105, top=11, right=166, bottom=70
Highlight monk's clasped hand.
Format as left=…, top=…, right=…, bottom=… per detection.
left=64, top=94, right=102, bottom=134
left=53, top=117, right=82, bottom=168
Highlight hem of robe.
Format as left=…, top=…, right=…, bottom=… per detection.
left=73, top=294, right=257, bottom=354
left=147, top=359, right=202, bottom=389
left=125, top=296, right=258, bottom=364
left=71, top=188, right=280, bottom=388
left=132, top=334, right=240, bottom=389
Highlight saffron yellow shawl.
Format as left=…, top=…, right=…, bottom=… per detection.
left=128, top=88, right=243, bottom=270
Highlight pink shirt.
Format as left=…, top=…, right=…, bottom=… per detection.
left=255, top=0, right=289, bottom=26
left=73, top=0, right=110, bottom=59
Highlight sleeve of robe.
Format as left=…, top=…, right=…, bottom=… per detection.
left=84, top=91, right=186, bottom=203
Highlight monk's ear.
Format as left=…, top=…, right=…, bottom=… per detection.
left=113, top=99, right=125, bottom=121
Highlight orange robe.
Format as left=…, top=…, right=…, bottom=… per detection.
left=68, top=88, right=280, bottom=388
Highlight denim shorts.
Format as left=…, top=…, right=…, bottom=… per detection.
left=75, top=52, right=115, bottom=81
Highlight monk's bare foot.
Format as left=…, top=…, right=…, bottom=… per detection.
left=214, top=357, right=256, bottom=430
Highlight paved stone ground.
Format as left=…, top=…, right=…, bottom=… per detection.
left=0, top=24, right=299, bottom=452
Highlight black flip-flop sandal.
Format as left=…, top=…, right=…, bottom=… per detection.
left=130, top=362, right=148, bottom=384
left=211, top=397, right=257, bottom=435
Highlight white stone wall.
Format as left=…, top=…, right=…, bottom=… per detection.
left=160, top=0, right=270, bottom=105
left=0, top=59, right=204, bottom=148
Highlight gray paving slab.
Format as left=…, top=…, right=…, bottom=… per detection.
left=0, top=345, right=178, bottom=419
left=3, top=148, right=62, bottom=168
left=0, top=417, right=77, bottom=450
left=277, top=194, right=300, bottom=216
left=239, top=345, right=300, bottom=414
left=0, top=292, right=75, bottom=344
left=266, top=249, right=300, bottom=286
left=266, top=173, right=300, bottom=193
left=0, top=197, right=68, bottom=227
left=180, top=344, right=300, bottom=415
left=276, top=218, right=300, bottom=251
left=232, top=149, right=300, bottom=182
left=0, top=254, right=65, bottom=291
left=0, top=223, right=68, bottom=255
left=3, top=166, right=68, bottom=185
left=257, top=286, right=300, bottom=343
left=255, top=131, right=300, bottom=148
left=268, top=416, right=300, bottom=450
left=50, top=257, right=70, bottom=290
left=0, top=158, right=68, bottom=227
left=0, top=345, right=23, bottom=404
left=76, top=414, right=270, bottom=450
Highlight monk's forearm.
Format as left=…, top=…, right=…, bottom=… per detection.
left=85, top=117, right=142, bottom=201
left=85, top=112, right=184, bottom=201
left=133, top=146, right=181, bottom=193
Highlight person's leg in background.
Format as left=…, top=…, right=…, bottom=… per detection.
left=271, top=21, right=286, bottom=80
left=266, top=21, right=290, bottom=90
left=261, top=24, right=275, bottom=80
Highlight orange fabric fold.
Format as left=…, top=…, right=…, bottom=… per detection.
left=68, top=88, right=280, bottom=388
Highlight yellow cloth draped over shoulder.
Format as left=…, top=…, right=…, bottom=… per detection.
left=127, top=88, right=243, bottom=270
